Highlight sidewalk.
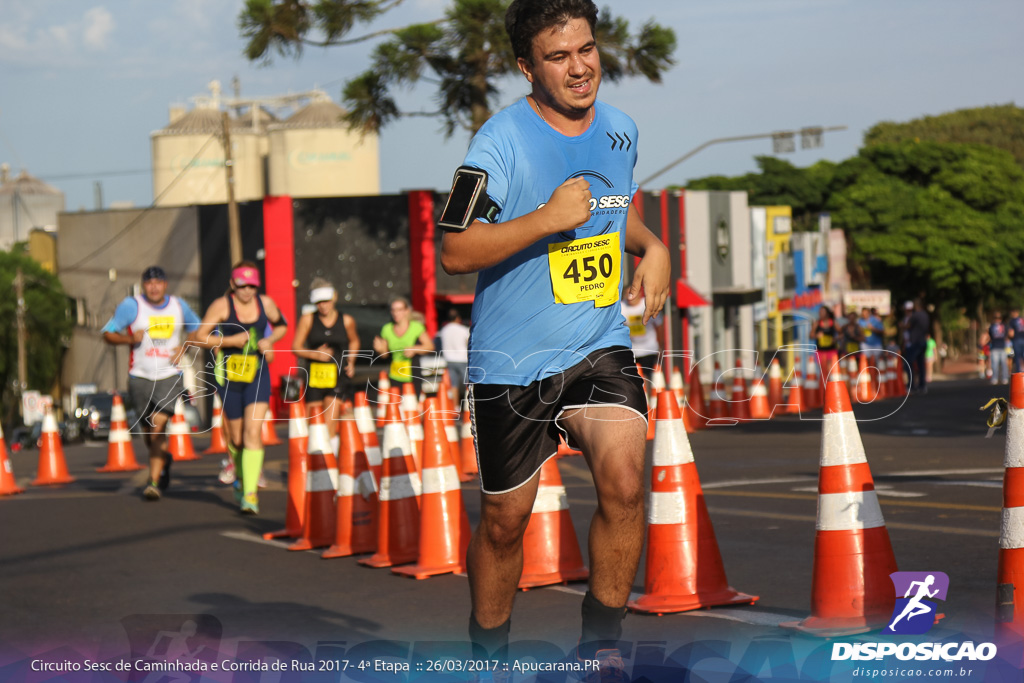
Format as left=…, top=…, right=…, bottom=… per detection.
left=933, top=354, right=984, bottom=381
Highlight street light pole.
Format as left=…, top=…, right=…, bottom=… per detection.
left=639, top=125, right=847, bottom=188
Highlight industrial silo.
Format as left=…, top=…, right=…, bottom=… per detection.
left=0, top=165, right=65, bottom=250
left=267, top=94, right=380, bottom=198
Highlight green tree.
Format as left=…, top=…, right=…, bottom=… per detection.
left=830, top=141, right=1024, bottom=317
left=864, top=104, right=1024, bottom=169
left=0, top=250, right=73, bottom=422
left=238, top=0, right=676, bottom=136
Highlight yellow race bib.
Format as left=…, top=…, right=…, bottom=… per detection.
left=547, top=232, right=620, bottom=307
left=309, top=361, right=338, bottom=389
left=225, top=353, right=258, bottom=383
left=147, top=316, right=175, bottom=340
left=626, top=314, right=646, bottom=337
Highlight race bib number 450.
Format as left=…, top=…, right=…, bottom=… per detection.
left=547, top=232, right=620, bottom=307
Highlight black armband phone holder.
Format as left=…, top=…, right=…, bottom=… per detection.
left=437, top=166, right=501, bottom=232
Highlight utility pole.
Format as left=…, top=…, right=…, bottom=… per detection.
left=15, top=268, right=27, bottom=406
left=221, top=111, right=242, bottom=265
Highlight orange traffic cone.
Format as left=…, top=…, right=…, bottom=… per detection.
left=646, top=391, right=658, bottom=441
left=519, top=458, right=589, bottom=589
left=805, top=356, right=823, bottom=410
left=781, top=379, right=898, bottom=636
left=651, top=364, right=666, bottom=394
left=359, top=398, right=422, bottom=568
left=323, top=418, right=378, bottom=558
left=876, top=356, right=891, bottom=401
left=354, top=391, right=383, bottom=484
left=393, top=399, right=471, bottom=578
left=685, top=367, right=707, bottom=431
left=97, top=394, right=143, bottom=472
left=168, top=399, right=199, bottom=461
left=749, top=376, right=771, bottom=420
left=32, top=407, right=74, bottom=486
left=998, top=374, right=1024, bottom=629
left=855, top=355, right=877, bottom=404
left=894, top=354, right=909, bottom=397
left=707, top=364, right=730, bottom=421
left=729, top=360, right=751, bottom=420
left=0, top=422, right=24, bottom=495
left=767, top=358, right=784, bottom=411
left=783, top=371, right=807, bottom=415
left=846, top=356, right=859, bottom=396
left=261, top=406, right=283, bottom=446
left=628, top=390, right=758, bottom=614
left=289, top=410, right=338, bottom=551
left=204, top=394, right=229, bottom=455
left=263, top=399, right=309, bottom=540
left=459, top=399, right=479, bottom=480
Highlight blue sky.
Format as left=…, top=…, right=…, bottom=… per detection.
left=1, top=0, right=1021, bottom=212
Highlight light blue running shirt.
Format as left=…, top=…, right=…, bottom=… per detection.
left=462, top=98, right=639, bottom=386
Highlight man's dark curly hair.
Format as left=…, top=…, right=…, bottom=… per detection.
left=505, top=0, right=599, bottom=64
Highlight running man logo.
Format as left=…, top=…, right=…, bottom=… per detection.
left=882, top=571, right=949, bottom=635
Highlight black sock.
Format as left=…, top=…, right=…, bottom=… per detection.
left=579, top=591, right=626, bottom=659
left=469, top=613, right=510, bottom=662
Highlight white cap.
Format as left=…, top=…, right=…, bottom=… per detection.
left=310, top=287, right=335, bottom=304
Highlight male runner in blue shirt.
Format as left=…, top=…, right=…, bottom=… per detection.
left=441, top=0, right=670, bottom=674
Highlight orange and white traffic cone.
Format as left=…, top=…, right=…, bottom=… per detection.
left=459, top=398, right=479, bottom=480
left=261, top=406, right=283, bottom=446
left=707, top=363, right=730, bottom=421
left=354, top=391, right=383, bottom=485
left=875, top=356, right=890, bottom=401
left=997, top=374, right=1024, bottom=630
left=628, top=390, right=758, bottom=614
left=894, top=354, right=909, bottom=397
left=0, top=422, right=24, bottom=496
left=855, top=355, right=876, bottom=404
left=32, top=407, right=74, bottom=486
left=393, top=399, right=470, bottom=578
left=749, top=376, right=771, bottom=420
left=728, top=360, right=751, bottom=421
left=685, top=367, right=707, bottom=431
left=519, top=458, right=589, bottom=589
left=781, top=378, right=898, bottom=636
left=846, top=356, right=859, bottom=396
left=651, top=364, right=666, bottom=395
left=405, top=403, right=425, bottom=475
left=375, top=371, right=391, bottom=427
left=783, top=371, right=807, bottom=415
left=670, top=366, right=686, bottom=408
left=263, top=399, right=309, bottom=540
left=435, top=387, right=468, bottom=482
left=400, top=382, right=420, bottom=421
left=767, top=358, right=784, bottom=411
left=204, top=394, right=229, bottom=455
left=289, top=410, right=338, bottom=551
left=557, top=434, right=583, bottom=457
left=97, top=394, right=143, bottom=472
left=359, top=398, right=422, bottom=568
left=168, top=399, right=199, bottom=461
left=323, top=418, right=378, bottom=558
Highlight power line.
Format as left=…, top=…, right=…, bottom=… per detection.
left=38, top=169, right=152, bottom=181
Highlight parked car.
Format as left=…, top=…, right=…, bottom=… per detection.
left=75, top=391, right=205, bottom=441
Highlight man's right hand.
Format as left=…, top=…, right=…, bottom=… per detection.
left=542, top=177, right=592, bottom=234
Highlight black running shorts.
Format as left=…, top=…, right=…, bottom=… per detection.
left=469, top=346, right=648, bottom=494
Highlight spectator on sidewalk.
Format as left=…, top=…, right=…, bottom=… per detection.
left=902, top=300, right=930, bottom=393
left=439, top=309, right=470, bottom=407
left=1009, top=307, right=1024, bottom=374
left=984, top=311, right=1010, bottom=385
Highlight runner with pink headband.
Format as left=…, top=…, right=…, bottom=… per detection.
left=194, top=261, right=288, bottom=515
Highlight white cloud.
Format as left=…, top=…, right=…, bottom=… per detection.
left=83, top=7, right=115, bottom=50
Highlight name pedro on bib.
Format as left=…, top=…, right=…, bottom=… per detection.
left=547, top=232, right=621, bottom=307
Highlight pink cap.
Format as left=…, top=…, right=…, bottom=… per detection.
left=232, top=266, right=260, bottom=288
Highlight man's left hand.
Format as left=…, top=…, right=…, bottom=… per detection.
left=626, top=243, right=670, bottom=324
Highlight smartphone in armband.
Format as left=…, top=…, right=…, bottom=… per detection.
left=437, top=166, right=501, bottom=232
